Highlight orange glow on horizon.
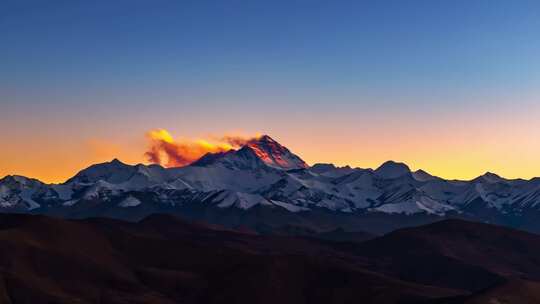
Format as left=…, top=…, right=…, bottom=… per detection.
left=1, top=103, right=539, bottom=184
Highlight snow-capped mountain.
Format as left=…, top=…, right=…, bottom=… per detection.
left=67, top=158, right=172, bottom=187
left=0, top=175, right=47, bottom=210
left=3, top=134, right=540, bottom=234
left=243, top=135, right=309, bottom=169
left=191, top=135, right=308, bottom=170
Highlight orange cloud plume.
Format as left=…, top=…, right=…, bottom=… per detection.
left=145, top=129, right=257, bottom=167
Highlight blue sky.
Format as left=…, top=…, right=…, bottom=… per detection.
left=3, top=0, right=540, bottom=103
left=1, top=0, right=540, bottom=181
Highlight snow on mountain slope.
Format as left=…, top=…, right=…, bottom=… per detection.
left=326, top=170, right=380, bottom=208
left=66, top=159, right=171, bottom=189
left=0, top=176, right=47, bottom=210
left=244, top=135, right=308, bottom=170
left=510, top=179, right=540, bottom=209
left=212, top=191, right=273, bottom=210
left=270, top=200, right=310, bottom=212
left=51, top=184, right=74, bottom=200
left=118, top=196, right=142, bottom=207
left=169, top=165, right=282, bottom=192
left=257, top=173, right=357, bottom=212
left=373, top=195, right=455, bottom=215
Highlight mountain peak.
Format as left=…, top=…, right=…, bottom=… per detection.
left=110, top=158, right=125, bottom=165
left=189, top=135, right=308, bottom=170
left=476, top=172, right=505, bottom=183
left=191, top=151, right=235, bottom=167
left=412, top=169, right=438, bottom=182
left=254, top=134, right=275, bottom=143
left=374, top=161, right=411, bottom=179
left=244, top=135, right=308, bottom=170
left=67, top=160, right=129, bottom=184
left=0, top=175, right=42, bottom=186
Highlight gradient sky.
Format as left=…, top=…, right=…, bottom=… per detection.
left=1, top=0, right=540, bottom=183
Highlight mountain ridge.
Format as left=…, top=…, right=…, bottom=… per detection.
left=2, top=135, right=540, bottom=235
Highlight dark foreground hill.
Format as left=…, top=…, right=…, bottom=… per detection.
left=0, top=214, right=539, bottom=303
